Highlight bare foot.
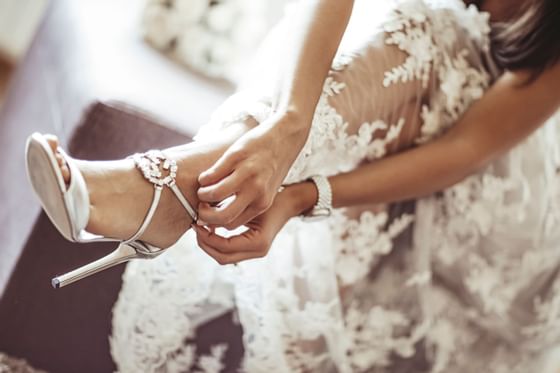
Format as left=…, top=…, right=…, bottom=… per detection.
left=43, top=126, right=248, bottom=248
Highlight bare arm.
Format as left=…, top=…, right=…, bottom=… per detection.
left=269, top=0, right=356, bottom=125
left=290, top=64, right=560, bottom=213
left=197, top=0, right=355, bottom=226
left=195, top=64, right=560, bottom=263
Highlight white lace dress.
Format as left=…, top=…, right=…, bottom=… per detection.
left=110, top=1, right=560, bottom=372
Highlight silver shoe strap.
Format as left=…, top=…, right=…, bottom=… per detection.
left=125, top=150, right=197, bottom=243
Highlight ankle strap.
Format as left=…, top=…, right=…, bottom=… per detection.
left=124, top=150, right=197, bottom=244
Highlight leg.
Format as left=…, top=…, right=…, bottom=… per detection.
left=44, top=119, right=258, bottom=249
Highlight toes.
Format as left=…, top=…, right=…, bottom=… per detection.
left=56, top=156, right=71, bottom=182
left=46, top=135, right=70, bottom=184
left=61, top=167, right=70, bottom=183
left=44, top=134, right=59, bottom=153
left=54, top=152, right=64, bottom=167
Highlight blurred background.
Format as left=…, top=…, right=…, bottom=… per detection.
left=0, top=0, right=48, bottom=109
left=0, top=0, right=291, bottom=114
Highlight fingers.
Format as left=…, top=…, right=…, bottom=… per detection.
left=194, top=225, right=250, bottom=252
left=193, top=225, right=268, bottom=265
left=197, top=192, right=253, bottom=226
left=197, top=170, right=246, bottom=203
left=221, top=207, right=260, bottom=230
left=198, top=150, right=243, bottom=187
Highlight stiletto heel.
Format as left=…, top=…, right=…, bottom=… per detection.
left=52, top=243, right=138, bottom=288
left=25, top=133, right=198, bottom=288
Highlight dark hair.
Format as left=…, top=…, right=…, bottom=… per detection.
left=491, top=0, right=560, bottom=80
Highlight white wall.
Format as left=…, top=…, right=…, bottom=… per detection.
left=0, top=0, right=48, bottom=63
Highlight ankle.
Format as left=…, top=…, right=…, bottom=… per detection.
left=83, top=159, right=152, bottom=240
left=132, top=146, right=211, bottom=248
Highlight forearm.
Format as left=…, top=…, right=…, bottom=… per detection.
left=286, top=65, right=560, bottom=213
left=272, top=0, right=354, bottom=128
left=286, top=135, right=475, bottom=214
left=329, top=136, right=477, bottom=208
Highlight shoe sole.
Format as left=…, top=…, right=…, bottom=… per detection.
left=25, top=133, right=74, bottom=242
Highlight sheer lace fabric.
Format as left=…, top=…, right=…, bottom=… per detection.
left=111, top=1, right=560, bottom=372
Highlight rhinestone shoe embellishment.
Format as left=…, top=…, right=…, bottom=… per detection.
left=132, top=151, right=179, bottom=188
left=129, top=150, right=198, bottom=222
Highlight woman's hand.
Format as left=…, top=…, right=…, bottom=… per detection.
left=195, top=0, right=355, bottom=229
left=193, top=182, right=317, bottom=264
left=196, top=111, right=310, bottom=229
left=195, top=0, right=354, bottom=228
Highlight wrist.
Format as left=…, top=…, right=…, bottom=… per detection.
left=281, top=182, right=318, bottom=218
left=270, top=107, right=312, bottom=138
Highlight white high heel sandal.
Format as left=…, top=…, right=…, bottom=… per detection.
left=25, top=133, right=197, bottom=288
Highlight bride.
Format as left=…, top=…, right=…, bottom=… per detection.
left=25, top=0, right=560, bottom=371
